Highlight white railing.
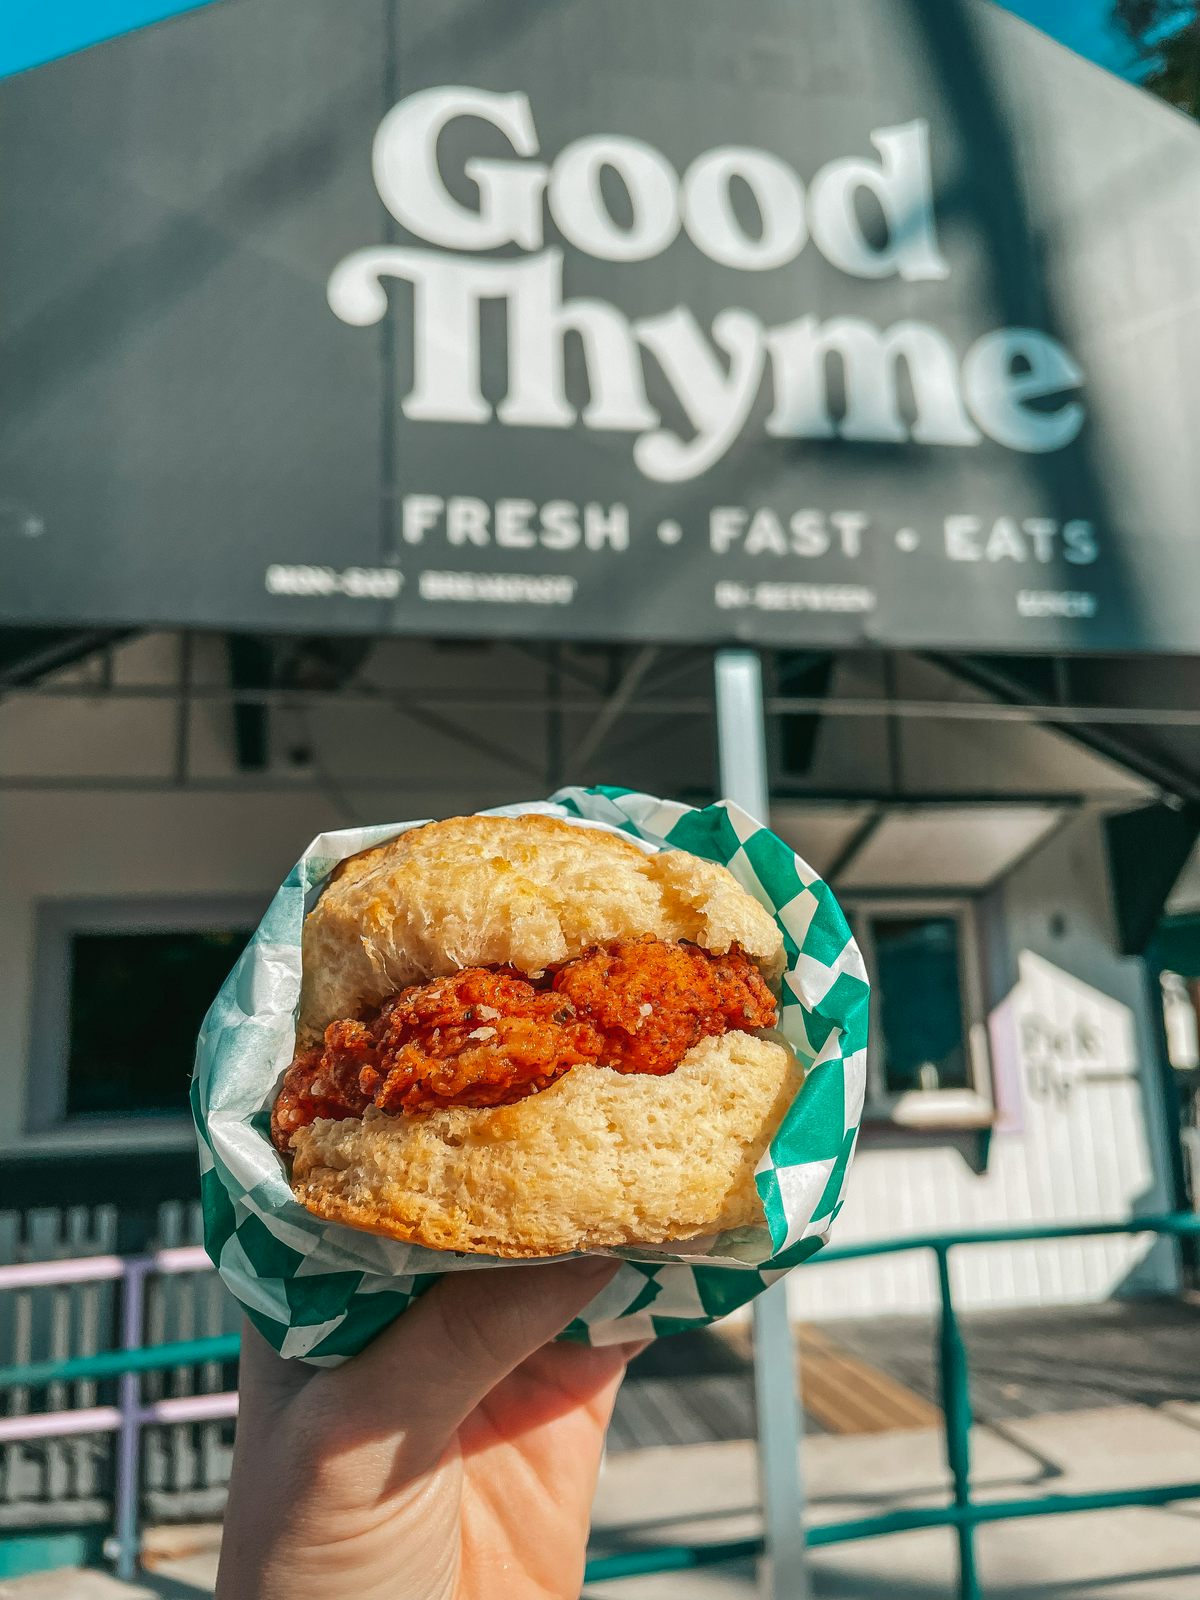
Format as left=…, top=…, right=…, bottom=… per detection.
left=0, top=1246, right=234, bottom=1580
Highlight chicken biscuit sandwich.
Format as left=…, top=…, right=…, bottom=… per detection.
left=271, top=813, right=801, bottom=1257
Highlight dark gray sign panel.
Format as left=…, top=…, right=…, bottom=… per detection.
left=3, top=0, right=1200, bottom=650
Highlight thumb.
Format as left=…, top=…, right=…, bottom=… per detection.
left=336, top=1256, right=620, bottom=1434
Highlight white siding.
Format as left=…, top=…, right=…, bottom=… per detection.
left=792, top=814, right=1179, bottom=1320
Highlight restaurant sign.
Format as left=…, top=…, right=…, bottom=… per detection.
left=3, top=0, right=1200, bottom=649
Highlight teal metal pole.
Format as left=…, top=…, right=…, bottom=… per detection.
left=0, top=1333, right=241, bottom=1390
left=935, top=1245, right=981, bottom=1600
left=715, top=648, right=809, bottom=1600
left=585, top=1537, right=763, bottom=1582
left=804, top=1478, right=1200, bottom=1542
left=816, top=1210, right=1200, bottom=1263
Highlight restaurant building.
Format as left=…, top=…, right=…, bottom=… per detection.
left=4, top=0, right=1200, bottom=1536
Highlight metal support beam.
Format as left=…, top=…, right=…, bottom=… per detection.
left=226, top=634, right=272, bottom=772
left=0, top=776, right=1137, bottom=805
left=568, top=645, right=658, bottom=774
left=925, top=652, right=1200, bottom=803
left=0, top=628, right=133, bottom=693
left=545, top=644, right=564, bottom=791
left=577, top=647, right=715, bottom=767
left=714, top=648, right=809, bottom=1600
left=173, top=632, right=192, bottom=788
left=383, top=693, right=545, bottom=784
left=823, top=809, right=885, bottom=885
left=12, top=677, right=1200, bottom=731
left=883, top=652, right=905, bottom=796
left=509, top=639, right=609, bottom=693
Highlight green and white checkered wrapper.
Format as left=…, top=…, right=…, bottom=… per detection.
left=191, top=787, right=869, bottom=1363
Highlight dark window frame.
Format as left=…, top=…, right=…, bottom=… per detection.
left=28, top=896, right=263, bottom=1147
left=848, top=898, right=995, bottom=1130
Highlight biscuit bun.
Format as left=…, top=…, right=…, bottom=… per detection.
left=287, top=813, right=797, bottom=1255
left=291, top=1032, right=800, bottom=1256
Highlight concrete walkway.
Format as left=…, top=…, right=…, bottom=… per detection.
left=586, top=1401, right=1200, bottom=1597
left=608, top=1297, right=1200, bottom=1450
left=11, top=1401, right=1200, bottom=1599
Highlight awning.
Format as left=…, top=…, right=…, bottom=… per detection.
left=5, top=0, right=1200, bottom=651
left=772, top=802, right=1068, bottom=892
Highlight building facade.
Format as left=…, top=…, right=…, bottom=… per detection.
left=2, top=630, right=1193, bottom=1318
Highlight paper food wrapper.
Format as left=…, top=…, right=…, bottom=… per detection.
left=191, top=787, right=869, bottom=1363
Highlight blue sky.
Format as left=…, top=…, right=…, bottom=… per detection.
left=0, top=1, right=1189, bottom=83
left=999, top=0, right=1184, bottom=77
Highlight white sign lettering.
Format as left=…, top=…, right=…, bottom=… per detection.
left=328, top=86, right=1087, bottom=483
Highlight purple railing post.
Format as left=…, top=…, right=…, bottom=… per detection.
left=110, top=1257, right=150, bottom=1581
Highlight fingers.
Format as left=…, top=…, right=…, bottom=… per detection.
left=333, top=1256, right=620, bottom=1437
left=237, top=1319, right=317, bottom=1414
left=487, top=1335, right=638, bottom=1437
left=620, top=1338, right=654, bottom=1362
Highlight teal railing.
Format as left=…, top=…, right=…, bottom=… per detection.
left=1, top=1214, right=1198, bottom=1596
left=584, top=1212, right=1200, bottom=1597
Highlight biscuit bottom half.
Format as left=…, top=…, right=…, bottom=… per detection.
left=290, top=1031, right=802, bottom=1257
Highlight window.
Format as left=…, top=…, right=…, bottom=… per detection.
left=873, top=916, right=970, bottom=1094
left=850, top=901, right=993, bottom=1128
left=29, top=899, right=259, bottom=1144
left=66, top=928, right=251, bottom=1116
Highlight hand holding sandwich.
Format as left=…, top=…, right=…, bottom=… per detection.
left=217, top=812, right=803, bottom=1595
left=216, top=1256, right=632, bottom=1600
